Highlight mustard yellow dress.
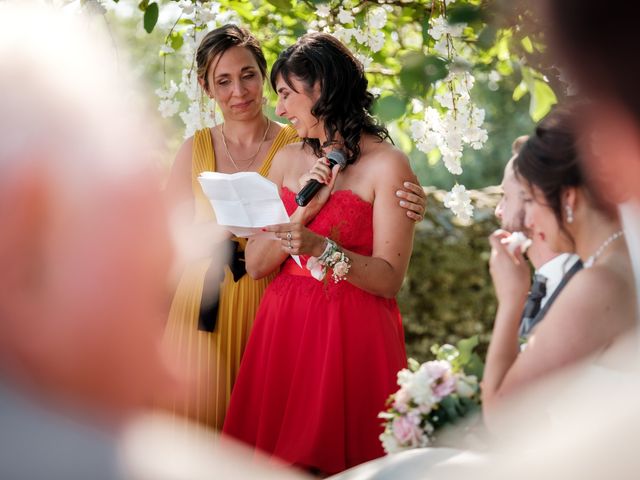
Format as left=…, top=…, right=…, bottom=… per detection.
left=163, top=124, right=298, bottom=429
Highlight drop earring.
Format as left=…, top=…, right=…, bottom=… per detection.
left=565, top=205, right=574, bottom=224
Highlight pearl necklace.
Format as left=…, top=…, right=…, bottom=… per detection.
left=220, top=119, right=271, bottom=172
left=584, top=230, right=625, bottom=268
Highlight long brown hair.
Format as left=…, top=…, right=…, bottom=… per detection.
left=270, top=32, right=390, bottom=164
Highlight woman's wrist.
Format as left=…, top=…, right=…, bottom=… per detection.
left=494, top=298, right=526, bottom=325
left=316, top=238, right=351, bottom=282
left=313, top=236, right=329, bottom=258
left=291, top=206, right=316, bottom=226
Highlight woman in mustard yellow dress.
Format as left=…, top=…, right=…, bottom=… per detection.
left=163, top=24, right=427, bottom=429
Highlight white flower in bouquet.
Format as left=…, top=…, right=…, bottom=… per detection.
left=398, top=366, right=435, bottom=408
left=392, top=387, right=411, bottom=413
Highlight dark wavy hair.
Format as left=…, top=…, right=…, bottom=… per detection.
left=196, top=24, right=267, bottom=92
left=269, top=32, right=390, bottom=164
left=513, top=107, right=616, bottom=241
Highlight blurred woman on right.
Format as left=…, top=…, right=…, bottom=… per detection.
left=482, top=107, right=637, bottom=429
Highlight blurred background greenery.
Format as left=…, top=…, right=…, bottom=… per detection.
left=399, top=188, right=500, bottom=362
left=102, top=0, right=541, bottom=188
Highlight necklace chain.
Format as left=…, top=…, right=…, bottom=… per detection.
left=584, top=229, right=624, bottom=268
left=221, top=119, right=271, bottom=172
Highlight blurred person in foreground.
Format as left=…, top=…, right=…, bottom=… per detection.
left=0, top=3, right=175, bottom=478
left=162, top=24, right=426, bottom=430
left=483, top=107, right=637, bottom=431
left=495, top=136, right=581, bottom=341
left=0, top=4, right=309, bottom=480
left=544, top=1, right=640, bottom=302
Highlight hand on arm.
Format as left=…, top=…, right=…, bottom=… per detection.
left=396, top=181, right=427, bottom=222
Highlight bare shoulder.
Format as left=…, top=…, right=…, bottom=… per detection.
left=543, top=259, right=636, bottom=333
left=273, top=141, right=306, bottom=162
left=567, top=261, right=633, bottom=300
left=363, top=138, right=416, bottom=183
left=268, top=141, right=309, bottom=183
left=271, top=141, right=308, bottom=170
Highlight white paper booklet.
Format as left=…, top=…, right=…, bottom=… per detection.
left=198, top=171, right=301, bottom=266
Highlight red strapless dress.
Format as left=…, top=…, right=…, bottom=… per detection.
left=223, top=187, right=407, bottom=475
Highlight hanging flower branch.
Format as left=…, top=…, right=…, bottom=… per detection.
left=132, top=0, right=558, bottom=220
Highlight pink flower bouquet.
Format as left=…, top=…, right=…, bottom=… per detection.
left=379, top=337, right=484, bottom=453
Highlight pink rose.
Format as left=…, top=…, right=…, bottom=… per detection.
left=392, top=415, right=425, bottom=447
left=333, top=261, right=349, bottom=278
left=306, top=256, right=326, bottom=281
left=432, top=373, right=456, bottom=400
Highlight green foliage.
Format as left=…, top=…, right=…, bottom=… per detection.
left=373, top=94, right=407, bottom=122
left=105, top=0, right=562, bottom=191
left=398, top=187, right=501, bottom=362
left=399, top=53, right=448, bottom=97
left=143, top=2, right=159, bottom=33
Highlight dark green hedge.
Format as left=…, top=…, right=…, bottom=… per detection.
left=398, top=187, right=501, bottom=362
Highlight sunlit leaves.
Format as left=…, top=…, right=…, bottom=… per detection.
left=374, top=94, right=407, bottom=123
left=266, top=0, right=292, bottom=10
left=518, top=66, right=557, bottom=121
left=399, top=52, right=448, bottom=98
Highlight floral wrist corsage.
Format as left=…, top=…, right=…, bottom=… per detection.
left=306, top=238, right=351, bottom=282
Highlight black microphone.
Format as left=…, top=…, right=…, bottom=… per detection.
left=295, top=149, right=347, bottom=207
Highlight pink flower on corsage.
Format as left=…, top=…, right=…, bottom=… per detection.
left=306, top=256, right=326, bottom=281
left=332, top=260, right=350, bottom=281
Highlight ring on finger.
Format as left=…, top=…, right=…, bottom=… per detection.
left=286, top=232, right=292, bottom=241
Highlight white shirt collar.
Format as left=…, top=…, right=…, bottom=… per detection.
left=537, top=253, right=581, bottom=307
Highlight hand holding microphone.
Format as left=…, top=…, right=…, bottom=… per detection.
left=295, top=149, right=347, bottom=207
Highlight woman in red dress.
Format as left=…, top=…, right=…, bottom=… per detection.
left=223, top=33, right=416, bottom=475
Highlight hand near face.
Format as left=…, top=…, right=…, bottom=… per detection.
left=489, top=229, right=531, bottom=308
